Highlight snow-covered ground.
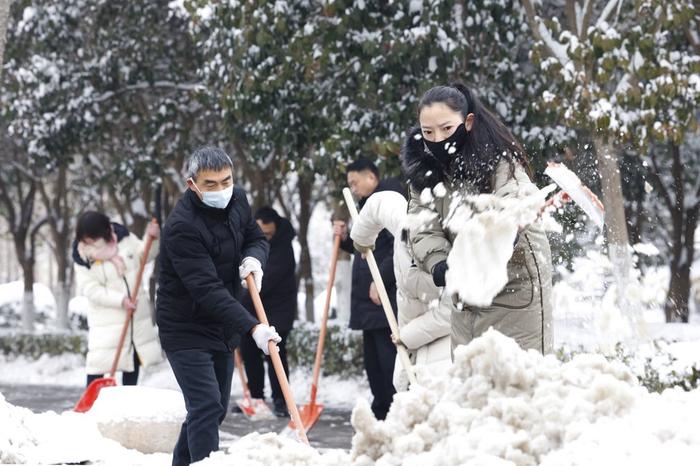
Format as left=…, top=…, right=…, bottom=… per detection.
left=4, top=329, right=700, bottom=465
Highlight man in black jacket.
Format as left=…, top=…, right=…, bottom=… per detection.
left=332, top=158, right=405, bottom=420
left=240, top=206, right=297, bottom=417
left=157, top=147, right=281, bottom=466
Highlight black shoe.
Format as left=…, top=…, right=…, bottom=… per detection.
left=273, top=399, right=287, bottom=418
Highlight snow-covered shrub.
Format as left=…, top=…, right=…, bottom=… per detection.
left=557, top=341, right=700, bottom=394
left=0, top=332, right=86, bottom=359
left=286, top=321, right=363, bottom=377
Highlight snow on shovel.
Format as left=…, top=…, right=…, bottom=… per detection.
left=343, top=188, right=418, bottom=386
left=233, top=348, right=275, bottom=420
left=282, top=234, right=342, bottom=437
left=74, top=218, right=158, bottom=413
left=244, top=274, right=310, bottom=445
left=544, top=162, right=605, bottom=229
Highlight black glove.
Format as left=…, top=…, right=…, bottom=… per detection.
left=431, top=260, right=448, bottom=287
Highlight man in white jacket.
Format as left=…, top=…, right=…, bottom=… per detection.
left=350, top=190, right=452, bottom=391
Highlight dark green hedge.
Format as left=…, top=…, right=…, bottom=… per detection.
left=0, top=322, right=365, bottom=376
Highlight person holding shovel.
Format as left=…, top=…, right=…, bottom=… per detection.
left=156, top=147, right=281, bottom=466
left=401, top=83, right=553, bottom=354
left=239, top=206, right=297, bottom=417
left=350, top=190, right=452, bottom=392
left=73, top=212, right=163, bottom=387
left=332, top=157, right=405, bottom=420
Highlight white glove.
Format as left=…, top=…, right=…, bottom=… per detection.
left=239, top=257, right=263, bottom=291
left=251, top=324, right=281, bottom=355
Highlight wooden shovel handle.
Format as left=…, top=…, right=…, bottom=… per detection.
left=108, top=218, right=158, bottom=378
left=342, top=188, right=418, bottom=386
left=246, top=274, right=310, bottom=445
left=309, top=234, right=342, bottom=404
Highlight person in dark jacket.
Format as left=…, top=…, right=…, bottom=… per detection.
left=239, top=206, right=297, bottom=417
left=156, top=147, right=281, bottom=466
left=332, top=157, right=405, bottom=420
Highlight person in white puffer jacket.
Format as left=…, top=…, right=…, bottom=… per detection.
left=350, top=190, right=452, bottom=391
left=73, top=211, right=163, bottom=386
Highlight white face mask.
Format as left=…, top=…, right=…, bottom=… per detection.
left=189, top=179, right=234, bottom=209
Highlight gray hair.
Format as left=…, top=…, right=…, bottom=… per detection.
left=184, top=146, right=234, bottom=180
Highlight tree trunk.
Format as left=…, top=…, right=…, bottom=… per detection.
left=40, top=165, right=72, bottom=329
left=297, top=173, right=314, bottom=322
left=665, top=204, right=699, bottom=323
left=594, top=138, right=635, bottom=313
left=21, top=259, right=35, bottom=332
left=14, top=236, right=35, bottom=332
left=653, top=142, right=699, bottom=323
left=0, top=0, right=11, bottom=80
left=54, top=238, right=71, bottom=329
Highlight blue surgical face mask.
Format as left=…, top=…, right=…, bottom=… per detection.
left=189, top=179, right=233, bottom=209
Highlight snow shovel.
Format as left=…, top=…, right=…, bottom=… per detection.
left=284, top=234, right=342, bottom=435
left=74, top=219, right=158, bottom=413
left=544, top=162, right=605, bottom=229
left=342, top=188, right=418, bottom=386
left=232, top=348, right=275, bottom=420
left=245, top=274, right=310, bottom=445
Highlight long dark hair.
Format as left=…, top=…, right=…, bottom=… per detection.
left=75, top=211, right=113, bottom=243
left=418, top=83, right=531, bottom=193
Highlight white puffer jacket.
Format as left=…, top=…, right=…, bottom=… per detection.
left=350, top=191, right=452, bottom=391
left=76, top=233, right=163, bottom=375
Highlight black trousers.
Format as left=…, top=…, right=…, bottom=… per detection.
left=166, top=349, right=233, bottom=466
left=239, top=330, right=290, bottom=402
left=86, top=349, right=140, bottom=387
left=363, top=327, right=397, bottom=420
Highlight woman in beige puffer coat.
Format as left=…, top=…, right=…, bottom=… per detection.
left=73, top=212, right=163, bottom=386
left=401, top=83, right=553, bottom=355
left=350, top=190, right=452, bottom=391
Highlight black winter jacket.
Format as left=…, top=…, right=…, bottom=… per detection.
left=156, top=188, right=269, bottom=352
left=241, top=217, right=297, bottom=332
left=341, top=178, right=405, bottom=330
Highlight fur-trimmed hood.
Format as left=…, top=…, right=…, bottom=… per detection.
left=400, top=126, right=448, bottom=192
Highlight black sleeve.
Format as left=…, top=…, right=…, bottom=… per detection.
left=164, top=222, right=259, bottom=335
left=340, top=235, right=355, bottom=254
left=375, top=231, right=396, bottom=288
left=240, top=195, right=270, bottom=267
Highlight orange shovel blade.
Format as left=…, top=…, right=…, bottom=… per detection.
left=74, top=377, right=117, bottom=412
left=288, top=402, right=324, bottom=432
left=235, top=397, right=257, bottom=418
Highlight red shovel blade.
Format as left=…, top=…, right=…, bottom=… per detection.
left=236, top=397, right=275, bottom=420
left=74, top=377, right=117, bottom=413
left=235, top=396, right=256, bottom=418
left=288, top=402, right=324, bottom=433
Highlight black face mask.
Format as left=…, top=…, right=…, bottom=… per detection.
left=423, top=123, right=469, bottom=166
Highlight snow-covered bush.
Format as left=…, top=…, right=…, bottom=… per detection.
left=286, top=321, right=364, bottom=377
left=0, top=332, right=85, bottom=359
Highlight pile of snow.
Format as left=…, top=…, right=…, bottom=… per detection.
left=196, top=432, right=348, bottom=465
left=4, top=330, right=700, bottom=465
left=89, top=386, right=185, bottom=454
left=0, top=392, right=168, bottom=465
left=350, top=329, right=700, bottom=466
